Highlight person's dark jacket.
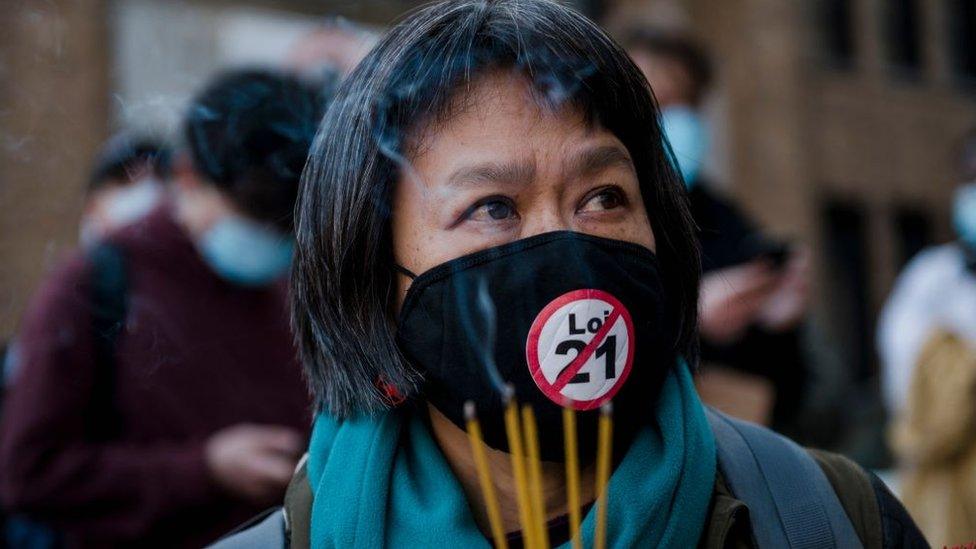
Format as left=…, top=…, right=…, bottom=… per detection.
left=689, top=182, right=809, bottom=435
left=0, top=206, right=311, bottom=548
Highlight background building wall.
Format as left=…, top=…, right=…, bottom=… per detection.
left=0, top=0, right=422, bottom=342
left=1, top=0, right=974, bottom=385
left=0, top=1, right=110, bottom=340
left=606, top=0, right=976, bottom=383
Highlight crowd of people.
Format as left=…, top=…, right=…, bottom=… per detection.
left=0, top=0, right=970, bottom=547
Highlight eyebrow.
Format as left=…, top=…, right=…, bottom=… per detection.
left=446, top=160, right=537, bottom=188
left=565, top=145, right=634, bottom=179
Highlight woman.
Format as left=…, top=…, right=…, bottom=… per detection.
left=218, top=1, right=925, bottom=547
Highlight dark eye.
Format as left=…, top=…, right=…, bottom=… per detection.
left=579, top=186, right=627, bottom=213
left=466, top=197, right=518, bottom=222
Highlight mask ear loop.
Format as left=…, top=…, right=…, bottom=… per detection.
left=394, top=264, right=418, bottom=279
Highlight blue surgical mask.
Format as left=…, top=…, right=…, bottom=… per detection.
left=660, top=105, right=708, bottom=189
left=198, top=215, right=294, bottom=286
left=954, top=183, right=976, bottom=247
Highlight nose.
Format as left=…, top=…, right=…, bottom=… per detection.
left=519, top=204, right=572, bottom=239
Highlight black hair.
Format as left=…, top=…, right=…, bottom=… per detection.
left=621, top=28, right=713, bottom=105
left=293, top=0, right=701, bottom=416
left=88, top=133, right=171, bottom=192
left=183, top=68, right=324, bottom=232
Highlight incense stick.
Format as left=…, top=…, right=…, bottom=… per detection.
left=502, top=387, right=535, bottom=549
left=465, top=401, right=509, bottom=549
left=521, top=405, right=550, bottom=549
left=594, top=403, right=613, bottom=549
left=562, top=406, right=582, bottom=549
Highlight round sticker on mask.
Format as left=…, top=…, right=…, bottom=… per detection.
left=526, top=289, right=634, bottom=410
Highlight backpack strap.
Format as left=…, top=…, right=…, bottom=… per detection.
left=706, top=407, right=864, bottom=549
left=207, top=508, right=286, bottom=548
left=283, top=454, right=312, bottom=549
left=87, top=243, right=128, bottom=439
left=89, top=243, right=128, bottom=356
left=208, top=455, right=311, bottom=549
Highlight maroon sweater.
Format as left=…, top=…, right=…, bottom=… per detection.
left=0, top=207, right=311, bottom=547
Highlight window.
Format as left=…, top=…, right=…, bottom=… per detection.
left=820, top=0, right=855, bottom=69
left=947, top=0, right=976, bottom=83
left=894, top=207, right=933, bottom=267
left=884, top=0, right=923, bottom=75
left=822, top=200, right=875, bottom=380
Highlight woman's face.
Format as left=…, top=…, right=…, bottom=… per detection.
left=392, top=71, right=656, bottom=305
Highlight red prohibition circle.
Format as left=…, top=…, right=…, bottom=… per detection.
left=525, top=289, right=635, bottom=410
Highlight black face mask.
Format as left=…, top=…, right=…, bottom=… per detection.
left=396, top=231, right=674, bottom=463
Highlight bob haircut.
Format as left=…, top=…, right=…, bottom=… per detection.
left=293, top=0, right=701, bottom=416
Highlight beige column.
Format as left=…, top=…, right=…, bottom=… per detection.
left=0, top=0, right=109, bottom=340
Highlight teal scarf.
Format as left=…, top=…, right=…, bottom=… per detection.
left=306, top=364, right=716, bottom=548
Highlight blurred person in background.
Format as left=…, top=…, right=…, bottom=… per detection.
left=881, top=128, right=976, bottom=545
left=624, top=30, right=814, bottom=435
left=78, top=133, right=171, bottom=248
left=282, top=18, right=376, bottom=130
left=0, top=68, right=324, bottom=548
left=5, top=134, right=170, bottom=381
left=285, top=17, right=378, bottom=79
left=0, top=132, right=169, bottom=549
